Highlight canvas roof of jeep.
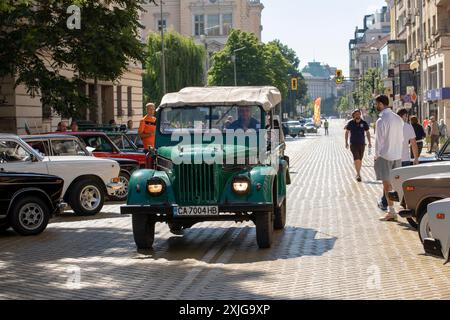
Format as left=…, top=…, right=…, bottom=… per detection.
left=159, top=86, right=282, bottom=112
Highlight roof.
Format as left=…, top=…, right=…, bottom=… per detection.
left=159, top=86, right=282, bottom=112
left=21, top=134, right=78, bottom=140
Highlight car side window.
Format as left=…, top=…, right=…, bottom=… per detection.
left=27, top=140, right=48, bottom=156
left=51, top=140, right=86, bottom=156
left=110, top=135, right=123, bottom=149
left=0, top=140, right=32, bottom=163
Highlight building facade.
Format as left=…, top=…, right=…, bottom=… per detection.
left=302, top=62, right=337, bottom=101
left=0, top=65, right=143, bottom=134
left=140, top=0, right=264, bottom=52
left=387, top=0, right=450, bottom=124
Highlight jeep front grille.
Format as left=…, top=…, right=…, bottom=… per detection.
left=176, top=164, right=216, bottom=204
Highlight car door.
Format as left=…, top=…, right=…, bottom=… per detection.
left=0, top=139, right=48, bottom=175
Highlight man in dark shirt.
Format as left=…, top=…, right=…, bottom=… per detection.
left=228, top=106, right=260, bottom=131
left=345, top=109, right=372, bottom=182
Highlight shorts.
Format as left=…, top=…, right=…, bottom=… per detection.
left=374, top=157, right=402, bottom=181
left=350, top=144, right=365, bottom=161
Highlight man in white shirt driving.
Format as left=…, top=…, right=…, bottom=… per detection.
left=374, top=95, right=405, bottom=222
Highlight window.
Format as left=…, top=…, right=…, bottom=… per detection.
left=157, top=19, right=167, bottom=31
left=439, top=63, right=444, bottom=88
left=222, top=14, right=233, bottom=35
left=51, top=140, right=86, bottom=156
left=0, top=140, right=32, bottom=163
left=82, top=136, right=114, bottom=153
left=207, top=14, right=220, bottom=36
left=117, top=86, right=122, bottom=117
left=194, top=15, right=205, bottom=36
left=27, top=141, right=49, bottom=156
left=127, top=86, right=132, bottom=117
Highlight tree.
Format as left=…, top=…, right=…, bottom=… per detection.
left=208, top=30, right=290, bottom=97
left=143, top=31, right=205, bottom=106
left=353, top=68, right=384, bottom=111
left=0, top=0, right=145, bottom=118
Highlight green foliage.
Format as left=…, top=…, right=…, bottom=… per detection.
left=0, top=0, right=145, bottom=118
left=337, top=95, right=351, bottom=114
left=208, top=30, right=291, bottom=97
left=353, top=68, right=385, bottom=110
left=143, top=31, right=205, bottom=106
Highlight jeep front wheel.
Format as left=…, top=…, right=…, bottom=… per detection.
left=132, top=215, right=156, bottom=249
left=255, top=211, right=274, bottom=249
left=274, top=198, right=286, bottom=230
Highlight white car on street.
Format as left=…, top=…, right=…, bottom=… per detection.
left=0, top=134, right=122, bottom=216
left=422, top=198, right=450, bottom=263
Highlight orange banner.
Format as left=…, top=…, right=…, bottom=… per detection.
left=313, top=97, right=321, bottom=125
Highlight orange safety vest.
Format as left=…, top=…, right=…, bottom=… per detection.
left=138, top=115, right=156, bottom=149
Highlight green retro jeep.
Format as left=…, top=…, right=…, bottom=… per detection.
left=121, top=86, right=291, bottom=249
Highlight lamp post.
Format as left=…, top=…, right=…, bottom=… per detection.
left=232, top=47, right=245, bottom=86
left=200, top=34, right=209, bottom=86
left=159, top=0, right=167, bottom=95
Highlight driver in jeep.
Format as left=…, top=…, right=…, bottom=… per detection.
left=228, top=106, right=260, bottom=131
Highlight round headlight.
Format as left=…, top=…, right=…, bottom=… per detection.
left=147, top=178, right=166, bottom=196
left=232, top=176, right=251, bottom=195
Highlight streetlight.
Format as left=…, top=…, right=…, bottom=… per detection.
left=200, top=34, right=209, bottom=86
left=232, top=47, right=245, bottom=86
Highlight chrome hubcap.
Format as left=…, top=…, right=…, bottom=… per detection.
left=80, top=185, right=101, bottom=211
left=115, top=176, right=129, bottom=199
left=19, top=203, right=44, bottom=230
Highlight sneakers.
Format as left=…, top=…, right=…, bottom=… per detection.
left=379, top=212, right=398, bottom=222
left=377, top=201, right=387, bottom=211
left=356, top=175, right=362, bottom=182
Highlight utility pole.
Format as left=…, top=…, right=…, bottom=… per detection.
left=232, top=47, right=245, bottom=86
left=418, top=0, right=424, bottom=120
left=160, top=0, right=167, bottom=95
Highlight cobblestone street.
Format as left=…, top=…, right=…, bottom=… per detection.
left=1, top=120, right=450, bottom=300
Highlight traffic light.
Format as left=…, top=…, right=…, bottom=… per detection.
left=291, top=78, right=298, bottom=91
left=335, top=69, right=343, bottom=85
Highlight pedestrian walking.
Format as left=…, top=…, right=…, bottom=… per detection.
left=127, top=119, right=134, bottom=130
left=439, top=119, right=447, bottom=148
left=324, top=119, right=329, bottom=136
left=56, top=121, right=68, bottom=132
left=397, top=109, right=420, bottom=167
left=345, top=109, right=372, bottom=182
left=410, top=116, right=426, bottom=158
left=373, top=95, right=404, bottom=222
left=70, top=120, right=79, bottom=132
left=427, top=116, right=440, bottom=153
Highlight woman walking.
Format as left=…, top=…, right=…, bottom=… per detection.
left=410, top=116, right=426, bottom=157
left=439, top=119, right=448, bottom=149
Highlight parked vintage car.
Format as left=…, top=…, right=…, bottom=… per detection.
left=282, top=121, right=306, bottom=138
left=125, top=130, right=144, bottom=149
left=420, top=198, right=450, bottom=262
left=0, top=134, right=122, bottom=216
left=0, top=171, right=65, bottom=235
left=22, top=134, right=139, bottom=201
left=61, top=131, right=149, bottom=168
left=389, top=137, right=450, bottom=228
left=304, top=122, right=318, bottom=133
left=121, top=86, right=291, bottom=249
left=104, top=131, right=140, bottom=153
left=399, top=172, right=450, bottom=242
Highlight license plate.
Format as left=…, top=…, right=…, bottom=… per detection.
left=173, top=206, right=219, bottom=216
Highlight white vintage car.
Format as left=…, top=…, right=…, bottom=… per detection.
left=0, top=134, right=122, bottom=216
left=389, top=161, right=450, bottom=228
left=421, top=198, right=450, bottom=263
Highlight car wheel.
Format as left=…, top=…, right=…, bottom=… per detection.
left=132, top=215, right=155, bottom=249
left=274, top=198, right=286, bottom=230
left=8, top=196, right=50, bottom=236
left=110, top=171, right=130, bottom=202
left=255, top=211, right=274, bottom=249
left=407, top=217, right=418, bottom=229
left=418, top=212, right=432, bottom=244
left=168, top=222, right=184, bottom=235
left=70, top=179, right=105, bottom=216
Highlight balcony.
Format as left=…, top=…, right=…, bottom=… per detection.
left=437, top=34, right=450, bottom=49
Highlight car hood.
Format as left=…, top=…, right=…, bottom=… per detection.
left=157, top=144, right=258, bottom=162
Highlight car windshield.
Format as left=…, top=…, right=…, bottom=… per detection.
left=51, top=139, right=87, bottom=156
left=160, top=106, right=262, bottom=134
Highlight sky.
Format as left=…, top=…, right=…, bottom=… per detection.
left=261, top=0, right=388, bottom=77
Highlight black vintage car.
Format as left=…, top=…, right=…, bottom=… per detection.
left=0, top=171, right=65, bottom=236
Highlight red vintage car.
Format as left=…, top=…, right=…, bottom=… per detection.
left=58, top=131, right=151, bottom=168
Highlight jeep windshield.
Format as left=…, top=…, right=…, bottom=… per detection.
left=159, top=106, right=263, bottom=134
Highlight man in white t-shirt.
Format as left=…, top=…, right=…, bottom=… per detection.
left=397, top=108, right=420, bottom=167
left=374, top=95, right=404, bottom=222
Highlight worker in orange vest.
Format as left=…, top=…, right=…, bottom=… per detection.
left=138, top=103, right=157, bottom=150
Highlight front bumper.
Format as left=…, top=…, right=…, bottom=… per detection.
left=106, top=182, right=124, bottom=195
left=120, top=203, right=273, bottom=222
left=423, top=238, right=444, bottom=258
